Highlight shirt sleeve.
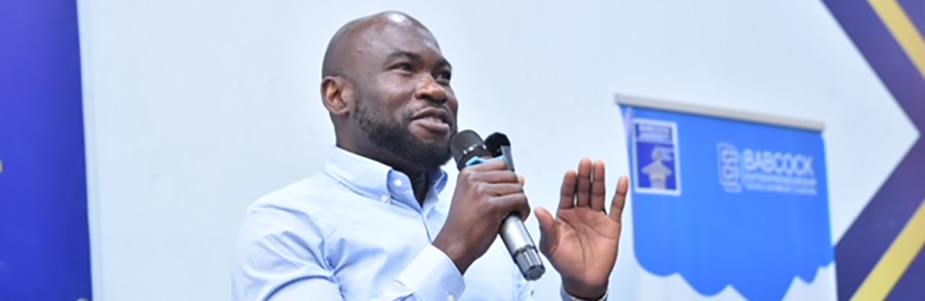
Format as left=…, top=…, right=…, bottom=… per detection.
left=559, top=287, right=608, bottom=301
left=232, top=204, right=341, bottom=300
left=232, top=203, right=465, bottom=301
left=515, top=274, right=608, bottom=301
left=383, top=244, right=466, bottom=300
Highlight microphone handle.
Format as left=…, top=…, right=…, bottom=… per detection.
left=500, top=214, right=545, bottom=280
left=497, top=147, right=545, bottom=280
left=466, top=150, right=545, bottom=280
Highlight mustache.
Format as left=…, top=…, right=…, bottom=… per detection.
left=405, top=105, right=456, bottom=123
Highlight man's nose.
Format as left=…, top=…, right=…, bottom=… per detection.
left=414, top=75, right=448, bottom=104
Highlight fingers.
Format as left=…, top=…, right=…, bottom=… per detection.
left=560, top=159, right=607, bottom=209
left=493, top=193, right=531, bottom=221
left=535, top=207, right=558, bottom=257
left=558, top=170, right=577, bottom=209
left=609, top=176, right=630, bottom=222
left=479, top=183, right=523, bottom=196
left=466, top=159, right=509, bottom=172
left=479, top=182, right=528, bottom=219
left=469, top=170, right=519, bottom=184
left=575, top=159, right=593, bottom=207
left=590, top=161, right=607, bottom=211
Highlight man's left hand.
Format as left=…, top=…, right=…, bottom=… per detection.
left=536, top=159, right=629, bottom=300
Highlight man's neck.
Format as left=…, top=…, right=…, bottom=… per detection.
left=336, top=140, right=433, bottom=206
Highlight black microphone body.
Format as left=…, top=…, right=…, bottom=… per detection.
left=450, top=130, right=545, bottom=280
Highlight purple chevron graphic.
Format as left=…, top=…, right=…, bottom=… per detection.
left=821, top=0, right=925, bottom=300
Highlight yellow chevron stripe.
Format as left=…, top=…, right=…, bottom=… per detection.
left=866, top=0, right=925, bottom=79
left=851, top=201, right=925, bottom=301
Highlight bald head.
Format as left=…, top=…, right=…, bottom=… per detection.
left=319, top=11, right=458, bottom=175
left=322, top=11, right=437, bottom=79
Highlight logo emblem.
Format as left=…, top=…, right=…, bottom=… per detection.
left=717, top=143, right=741, bottom=193
left=716, top=142, right=817, bottom=196
left=632, top=119, right=681, bottom=195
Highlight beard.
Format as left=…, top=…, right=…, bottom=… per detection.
left=354, top=99, right=453, bottom=170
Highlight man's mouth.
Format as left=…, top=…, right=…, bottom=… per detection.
left=418, top=116, right=447, bottom=124
left=411, top=108, right=452, bottom=134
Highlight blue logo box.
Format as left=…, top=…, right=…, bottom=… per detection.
left=632, top=119, right=681, bottom=196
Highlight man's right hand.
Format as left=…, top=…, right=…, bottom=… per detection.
left=433, top=160, right=530, bottom=274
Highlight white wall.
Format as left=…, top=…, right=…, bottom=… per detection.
left=78, top=0, right=918, bottom=300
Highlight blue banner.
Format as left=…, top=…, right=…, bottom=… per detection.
left=0, top=0, right=92, bottom=300
left=621, top=103, right=834, bottom=301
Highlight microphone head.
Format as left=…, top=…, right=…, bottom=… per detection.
left=484, top=132, right=510, bottom=157
left=450, top=130, right=490, bottom=170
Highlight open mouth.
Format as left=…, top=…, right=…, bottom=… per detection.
left=411, top=108, right=452, bottom=134
left=417, top=116, right=448, bottom=124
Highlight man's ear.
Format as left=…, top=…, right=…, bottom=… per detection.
left=321, top=76, right=354, bottom=117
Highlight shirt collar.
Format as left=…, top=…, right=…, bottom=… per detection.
left=323, top=147, right=448, bottom=203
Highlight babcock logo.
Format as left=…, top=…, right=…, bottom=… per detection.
left=716, top=142, right=817, bottom=196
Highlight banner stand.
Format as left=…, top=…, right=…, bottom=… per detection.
left=617, top=93, right=835, bottom=301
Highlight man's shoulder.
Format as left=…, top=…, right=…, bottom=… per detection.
left=246, top=173, right=341, bottom=214
left=234, top=174, right=341, bottom=271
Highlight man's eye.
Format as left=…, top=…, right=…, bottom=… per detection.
left=436, top=71, right=452, bottom=82
left=394, top=63, right=414, bottom=72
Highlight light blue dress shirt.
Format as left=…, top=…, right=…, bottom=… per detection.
left=232, top=147, right=539, bottom=300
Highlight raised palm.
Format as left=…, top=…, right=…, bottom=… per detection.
left=535, top=159, right=629, bottom=300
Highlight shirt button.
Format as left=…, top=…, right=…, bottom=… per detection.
left=393, top=179, right=403, bottom=187
left=448, top=294, right=456, bottom=301
left=380, top=195, right=389, bottom=203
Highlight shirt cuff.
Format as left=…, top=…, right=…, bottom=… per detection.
left=396, top=245, right=466, bottom=300
left=561, top=286, right=608, bottom=301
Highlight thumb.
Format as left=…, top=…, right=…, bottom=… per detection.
left=535, top=207, right=558, bottom=256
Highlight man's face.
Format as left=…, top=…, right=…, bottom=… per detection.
left=349, top=19, right=458, bottom=169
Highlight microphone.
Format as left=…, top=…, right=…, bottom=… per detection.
left=485, top=133, right=514, bottom=171
left=450, top=130, right=545, bottom=280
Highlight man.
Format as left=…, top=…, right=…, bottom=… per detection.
left=233, top=11, right=629, bottom=301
